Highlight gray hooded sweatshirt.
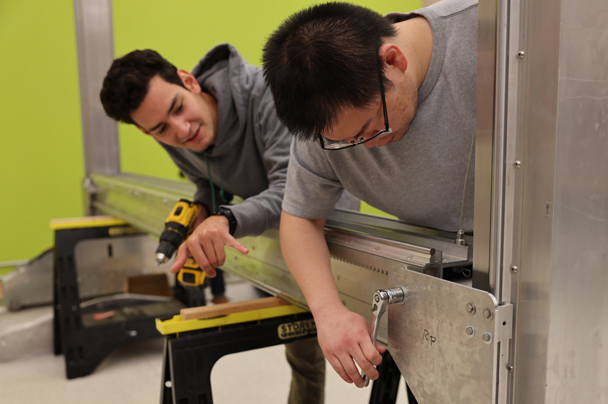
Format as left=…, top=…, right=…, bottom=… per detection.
left=159, top=44, right=290, bottom=239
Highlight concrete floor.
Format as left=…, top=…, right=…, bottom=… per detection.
left=0, top=281, right=409, bottom=404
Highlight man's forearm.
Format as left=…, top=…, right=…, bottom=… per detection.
left=280, top=210, right=384, bottom=386
left=279, top=211, right=342, bottom=315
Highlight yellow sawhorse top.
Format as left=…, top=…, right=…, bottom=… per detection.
left=49, top=215, right=127, bottom=230
left=156, top=304, right=307, bottom=335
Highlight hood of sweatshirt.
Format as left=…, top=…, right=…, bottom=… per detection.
left=190, top=43, right=261, bottom=157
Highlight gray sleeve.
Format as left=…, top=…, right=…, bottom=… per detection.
left=223, top=90, right=290, bottom=238
left=282, top=139, right=346, bottom=220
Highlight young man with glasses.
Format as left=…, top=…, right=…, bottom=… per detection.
left=262, top=0, right=478, bottom=392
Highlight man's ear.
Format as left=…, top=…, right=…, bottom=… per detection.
left=177, top=69, right=202, bottom=94
left=135, top=125, right=152, bottom=136
left=379, top=43, right=408, bottom=73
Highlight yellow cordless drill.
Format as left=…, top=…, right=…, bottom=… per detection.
left=155, top=199, right=207, bottom=287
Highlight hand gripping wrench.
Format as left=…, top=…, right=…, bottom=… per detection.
left=361, top=286, right=407, bottom=387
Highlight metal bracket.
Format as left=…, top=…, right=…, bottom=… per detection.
left=494, top=303, right=513, bottom=343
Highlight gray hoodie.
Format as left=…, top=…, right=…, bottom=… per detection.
left=159, top=44, right=290, bottom=239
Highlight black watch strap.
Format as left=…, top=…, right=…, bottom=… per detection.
left=215, top=207, right=237, bottom=236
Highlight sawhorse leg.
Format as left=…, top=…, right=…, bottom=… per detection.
left=369, top=350, right=419, bottom=404
left=160, top=312, right=316, bottom=404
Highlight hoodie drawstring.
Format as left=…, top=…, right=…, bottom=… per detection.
left=204, top=154, right=227, bottom=213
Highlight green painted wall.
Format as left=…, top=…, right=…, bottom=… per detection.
left=0, top=0, right=84, bottom=263
left=1, top=0, right=415, bottom=264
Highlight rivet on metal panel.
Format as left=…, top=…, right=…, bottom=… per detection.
left=507, top=365, right=514, bottom=373
left=466, top=302, right=476, bottom=315
left=514, top=160, right=522, bottom=168
left=483, top=308, right=493, bottom=320
left=465, top=326, right=475, bottom=338
left=511, top=266, right=518, bottom=273
left=482, top=332, right=493, bottom=344
left=517, top=51, right=525, bottom=59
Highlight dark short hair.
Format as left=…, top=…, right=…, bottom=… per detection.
left=100, top=49, right=185, bottom=125
left=262, top=2, right=397, bottom=141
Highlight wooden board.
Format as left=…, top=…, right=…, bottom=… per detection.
left=180, top=296, right=292, bottom=321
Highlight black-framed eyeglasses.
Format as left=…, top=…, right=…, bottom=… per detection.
left=317, top=64, right=392, bottom=150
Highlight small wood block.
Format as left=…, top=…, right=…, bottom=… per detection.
left=124, top=273, right=173, bottom=298
left=180, top=296, right=291, bottom=321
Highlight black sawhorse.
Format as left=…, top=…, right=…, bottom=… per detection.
left=52, top=218, right=183, bottom=379
left=159, top=311, right=404, bottom=404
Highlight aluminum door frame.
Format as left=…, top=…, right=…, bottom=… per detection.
left=74, top=0, right=120, bottom=215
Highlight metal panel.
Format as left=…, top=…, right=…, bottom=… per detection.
left=0, top=235, right=173, bottom=311
left=544, top=0, right=608, bottom=402
left=514, top=0, right=608, bottom=402
left=387, top=267, right=512, bottom=404
left=74, top=0, right=120, bottom=214
left=221, top=228, right=464, bottom=346
left=74, top=235, right=174, bottom=297
left=514, top=0, right=561, bottom=402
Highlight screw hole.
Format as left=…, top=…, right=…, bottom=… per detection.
left=503, top=321, right=507, bottom=326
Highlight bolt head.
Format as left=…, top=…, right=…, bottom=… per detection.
left=511, top=266, right=518, bottom=273
left=482, top=332, right=493, bottom=344
left=465, top=326, right=475, bottom=338
left=466, top=302, right=476, bottom=315
left=483, top=308, right=493, bottom=320
left=514, top=160, right=522, bottom=168
left=517, top=51, right=525, bottom=59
